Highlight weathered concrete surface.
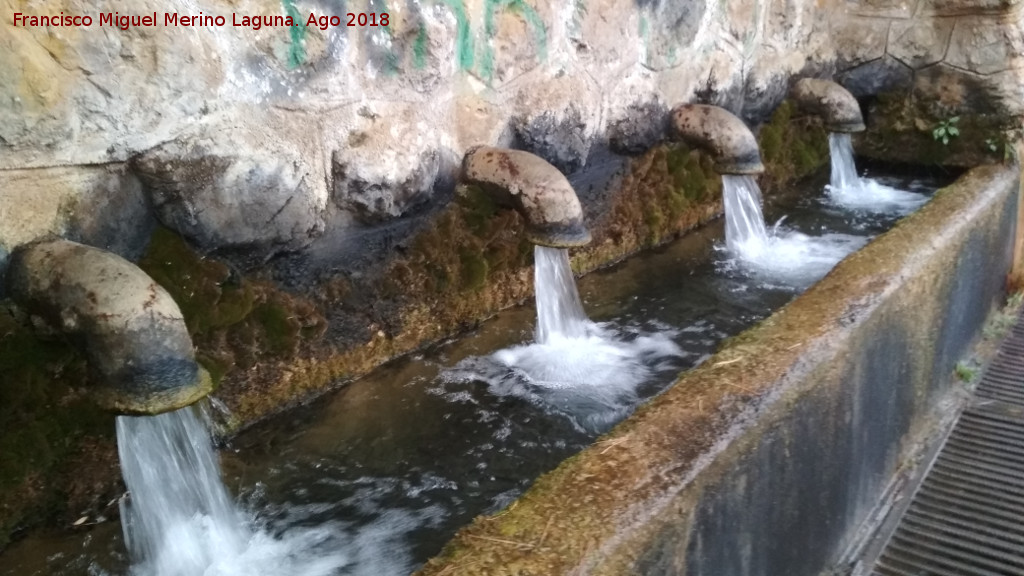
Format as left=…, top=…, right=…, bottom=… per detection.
left=790, top=78, right=865, bottom=132
left=460, top=146, right=591, bottom=247
left=6, top=240, right=212, bottom=415
left=132, top=122, right=328, bottom=260
left=3, top=0, right=1021, bottom=269
left=415, top=164, right=1018, bottom=575
left=669, top=105, right=765, bottom=175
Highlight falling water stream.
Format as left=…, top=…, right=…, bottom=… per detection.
left=446, top=245, right=684, bottom=432
left=826, top=133, right=929, bottom=213
left=117, top=407, right=244, bottom=576
left=533, top=246, right=589, bottom=343
left=116, top=406, right=348, bottom=576
left=719, top=173, right=868, bottom=284
left=722, top=175, right=770, bottom=253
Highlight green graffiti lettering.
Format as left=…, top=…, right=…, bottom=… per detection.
left=281, top=0, right=306, bottom=68
left=413, top=22, right=429, bottom=69
left=480, top=0, right=547, bottom=83
left=375, top=0, right=401, bottom=75
left=438, top=0, right=475, bottom=71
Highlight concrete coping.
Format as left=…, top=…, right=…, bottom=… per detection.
left=415, top=163, right=1019, bottom=575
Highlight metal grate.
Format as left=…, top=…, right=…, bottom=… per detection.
left=872, top=312, right=1024, bottom=576
left=975, top=320, right=1024, bottom=408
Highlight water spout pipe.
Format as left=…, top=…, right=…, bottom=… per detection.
left=790, top=78, right=866, bottom=133
left=460, top=146, right=592, bottom=247
left=6, top=239, right=212, bottom=415
left=669, top=104, right=765, bottom=175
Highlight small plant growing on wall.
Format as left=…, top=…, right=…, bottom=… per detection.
left=932, top=117, right=960, bottom=145
left=985, top=133, right=1018, bottom=163
left=954, top=361, right=977, bottom=384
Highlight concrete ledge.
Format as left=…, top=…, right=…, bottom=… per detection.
left=415, top=164, right=1019, bottom=575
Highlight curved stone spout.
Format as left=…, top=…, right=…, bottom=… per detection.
left=460, top=146, right=592, bottom=247
left=790, top=78, right=865, bottom=133
left=669, top=104, right=765, bottom=175
left=6, top=239, right=212, bottom=415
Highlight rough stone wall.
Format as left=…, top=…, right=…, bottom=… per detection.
left=3, top=1, right=1023, bottom=271
left=835, top=0, right=1024, bottom=114
left=0, top=0, right=839, bottom=269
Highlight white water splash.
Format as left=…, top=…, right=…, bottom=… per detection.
left=117, top=405, right=349, bottom=576
left=826, top=133, right=927, bottom=214
left=442, top=246, right=683, bottom=433
left=720, top=174, right=868, bottom=287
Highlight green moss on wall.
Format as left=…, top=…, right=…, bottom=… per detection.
left=139, top=228, right=256, bottom=335
left=758, top=100, right=830, bottom=192
left=855, top=91, right=1010, bottom=168
left=0, top=305, right=112, bottom=549
left=137, top=226, right=326, bottom=389
left=569, top=142, right=723, bottom=273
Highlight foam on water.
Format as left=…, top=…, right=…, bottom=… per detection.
left=826, top=133, right=928, bottom=214
left=721, top=175, right=868, bottom=288
left=718, top=220, right=868, bottom=289
left=442, top=246, right=683, bottom=433
left=116, top=405, right=351, bottom=576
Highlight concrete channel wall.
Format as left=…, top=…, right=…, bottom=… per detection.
left=416, top=164, right=1020, bottom=575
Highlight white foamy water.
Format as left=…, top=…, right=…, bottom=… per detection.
left=117, top=405, right=349, bottom=576
left=718, top=221, right=868, bottom=289
left=442, top=246, right=683, bottom=433
left=720, top=175, right=868, bottom=288
left=826, top=133, right=928, bottom=214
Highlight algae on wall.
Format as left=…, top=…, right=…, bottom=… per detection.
left=0, top=304, right=113, bottom=549
left=0, top=101, right=835, bottom=548
left=758, top=100, right=830, bottom=192
left=854, top=91, right=1014, bottom=168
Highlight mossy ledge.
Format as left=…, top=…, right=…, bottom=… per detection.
left=0, top=101, right=835, bottom=547
left=413, top=163, right=1017, bottom=576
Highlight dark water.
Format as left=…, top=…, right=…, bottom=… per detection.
left=0, top=169, right=946, bottom=576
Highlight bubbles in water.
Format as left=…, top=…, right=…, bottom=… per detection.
left=826, top=133, right=928, bottom=215
left=442, top=246, right=684, bottom=434
left=721, top=174, right=869, bottom=288
left=116, top=405, right=350, bottom=576
left=717, top=221, right=868, bottom=289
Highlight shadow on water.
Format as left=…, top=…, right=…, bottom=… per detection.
left=0, top=167, right=949, bottom=576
